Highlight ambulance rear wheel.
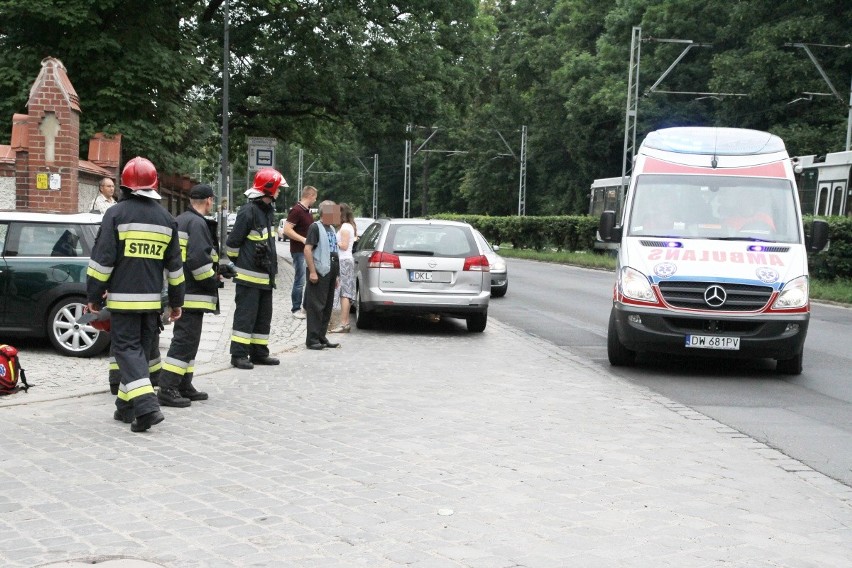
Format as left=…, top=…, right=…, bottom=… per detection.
left=47, top=296, right=111, bottom=358
left=607, top=309, right=636, bottom=366
left=776, top=352, right=803, bottom=375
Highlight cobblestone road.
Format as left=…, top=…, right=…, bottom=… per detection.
left=1, top=247, right=851, bottom=567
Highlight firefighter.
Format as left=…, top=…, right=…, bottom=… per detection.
left=157, top=184, right=232, bottom=406
left=226, top=168, right=286, bottom=369
left=87, top=157, right=185, bottom=433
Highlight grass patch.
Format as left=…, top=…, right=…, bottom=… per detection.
left=498, top=246, right=851, bottom=305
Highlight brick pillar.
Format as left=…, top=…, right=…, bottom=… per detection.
left=88, top=132, right=122, bottom=184
left=24, top=57, right=81, bottom=213
left=11, top=113, right=30, bottom=209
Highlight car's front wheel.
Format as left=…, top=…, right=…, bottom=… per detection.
left=47, top=296, right=110, bottom=357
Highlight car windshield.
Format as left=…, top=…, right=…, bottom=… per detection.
left=627, top=174, right=800, bottom=243
left=385, top=224, right=476, bottom=258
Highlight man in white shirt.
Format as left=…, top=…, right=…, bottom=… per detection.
left=92, top=177, right=117, bottom=213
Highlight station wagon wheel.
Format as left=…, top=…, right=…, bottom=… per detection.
left=354, top=283, right=374, bottom=329
left=466, top=312, right=488, bottom=332
left=47, top=296, right=111, bottom=358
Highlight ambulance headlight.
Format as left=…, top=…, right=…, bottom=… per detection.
left=619, top=267, right=656, bottom=302
left=772, top=276, right=808, bottom=309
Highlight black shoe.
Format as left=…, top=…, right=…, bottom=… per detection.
left=158, top=388, right=191, bottom=408
left=321, top=339, right=340, bottom=349
left=252, top=356, right=280, bottom=365
left=179, top=384, right=208, bottom=401
left=131, top=410, right=164, bottom=433
left=306, top=343, right=326, bottom=350
left=231, top=357, right=254, bottom=369
left=113, top=409, right=133, bottom=424
left=110, top=383, right=119, bottom=396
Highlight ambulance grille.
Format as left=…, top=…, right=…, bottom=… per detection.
left=658, top=281, right=773, bottom=311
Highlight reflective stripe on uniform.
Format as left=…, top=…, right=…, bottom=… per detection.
left=167, top=268, right=185, bottom=286
left=231, top=330, right=252, bottom=344
left=106, top=292, right=162, bottom=311
left=149, top=355, right=162, bottom=374
left=183, top=294, right=217, bottom=311
left=247, top=228, right=270, bottom=241
left=87, top=259, right=113, bottom=282
left=226, top=246, right=239, bottom=259
left=117, top=377, right=155, bottom=401
left=117, top=223, right=173, bottom=242
left=179, top=231, right=189, bottom=261
left=250, top=333, right=269, bottom=345
left=234, top=267, right=270, bottom=286
left=162, top=356, right=189, bottom=376
left=192, top=263, right=215, bottom=280
left=108, top=356, right=119, bottom=371
left=187, top=360, right=195, bottom=374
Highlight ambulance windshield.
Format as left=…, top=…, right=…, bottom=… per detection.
left=627, top=175, right=800, bottom=243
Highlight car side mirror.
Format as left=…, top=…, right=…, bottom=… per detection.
left=806, top=219, right=829, bottom=252
left=492, top=244, right=500, bottom=252
left=598, top=210, right=622, bottom=243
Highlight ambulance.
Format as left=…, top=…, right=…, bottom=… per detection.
left=598, top=127, right=828, bottom=374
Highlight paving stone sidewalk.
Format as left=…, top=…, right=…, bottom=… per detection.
left=0, top=243, right=303, bottom=408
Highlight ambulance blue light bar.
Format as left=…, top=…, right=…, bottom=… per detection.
left=642, top=127, right=786, bottom=156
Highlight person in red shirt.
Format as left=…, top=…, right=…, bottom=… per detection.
left=283, top=185, right=318, bottom=319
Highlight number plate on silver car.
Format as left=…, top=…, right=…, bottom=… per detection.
left=409, top=271, right=450, bottom=283
left=685, top=335, right=740, bottom=350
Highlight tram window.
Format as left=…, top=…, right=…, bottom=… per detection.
left=817, top=186, right=830, bottom=215
left=830, top=185, right=843, bottom=216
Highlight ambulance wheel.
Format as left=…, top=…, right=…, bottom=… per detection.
left=607, top=309, right=636, bottom=366
left=776, top=352, right=803, bottom=375
left=47, top=296, right=111, bottom=358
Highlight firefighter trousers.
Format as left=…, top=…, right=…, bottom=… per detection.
left=111, top=311, right=160, bottom=417
left=159, top=311, right=204, bottom=392
left=109, top=325, right=162, bottom=389
left=230, top=284, right=273, bottom=359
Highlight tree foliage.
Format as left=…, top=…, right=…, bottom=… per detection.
left=1, top=0, right=849, bottom=215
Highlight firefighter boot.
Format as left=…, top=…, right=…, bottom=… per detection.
left=179, top=381, right=209, bottom=401
left=131, top=410, right=164, bottom=433
left=158, top=387, right=191, bottom=408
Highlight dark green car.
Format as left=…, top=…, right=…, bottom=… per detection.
left=0, top=212, right=110, bottom=357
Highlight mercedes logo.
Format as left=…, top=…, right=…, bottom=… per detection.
left=704, top=285, right=727, bottom=308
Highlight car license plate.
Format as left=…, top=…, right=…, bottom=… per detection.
left=684, top=335, right=740, bottom=350
left=410, top=271, right=450, bottom=283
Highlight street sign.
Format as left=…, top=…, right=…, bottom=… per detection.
left=247, top=136, right=277, bottom=171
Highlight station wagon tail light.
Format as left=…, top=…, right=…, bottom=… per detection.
left=368, top=251, right=400, bottom=269
left=463, top=255, right=491, bottom=272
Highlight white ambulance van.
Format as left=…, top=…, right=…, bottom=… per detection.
left=598, top=127, right=828, bottom=374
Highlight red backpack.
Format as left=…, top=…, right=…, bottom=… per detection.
left=0, top=344, right=30, bottom=395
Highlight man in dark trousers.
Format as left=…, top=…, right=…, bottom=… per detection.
left=158, top=184, right=228, bottom=407
left=87, top=157, right=185, bottom=433
left=226, top=168, right=285, bottom=369
left=303, top=200, right=341, bottom=350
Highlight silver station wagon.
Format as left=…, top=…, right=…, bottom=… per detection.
left=352, top=218, right=491, bottom=332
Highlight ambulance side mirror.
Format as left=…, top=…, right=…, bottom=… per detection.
left=598, top=211, right=622, bottom=243
left=806, top=219, right=829, bottom=253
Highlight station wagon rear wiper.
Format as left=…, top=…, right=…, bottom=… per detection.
left=393, top=249, right=434, bottom=256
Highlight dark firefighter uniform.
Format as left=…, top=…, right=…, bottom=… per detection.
left=226, top=198, right=278, bottom=361
left=87, top=197, right=185, bottom=420
left=158, top=191, right=221, bottom=403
